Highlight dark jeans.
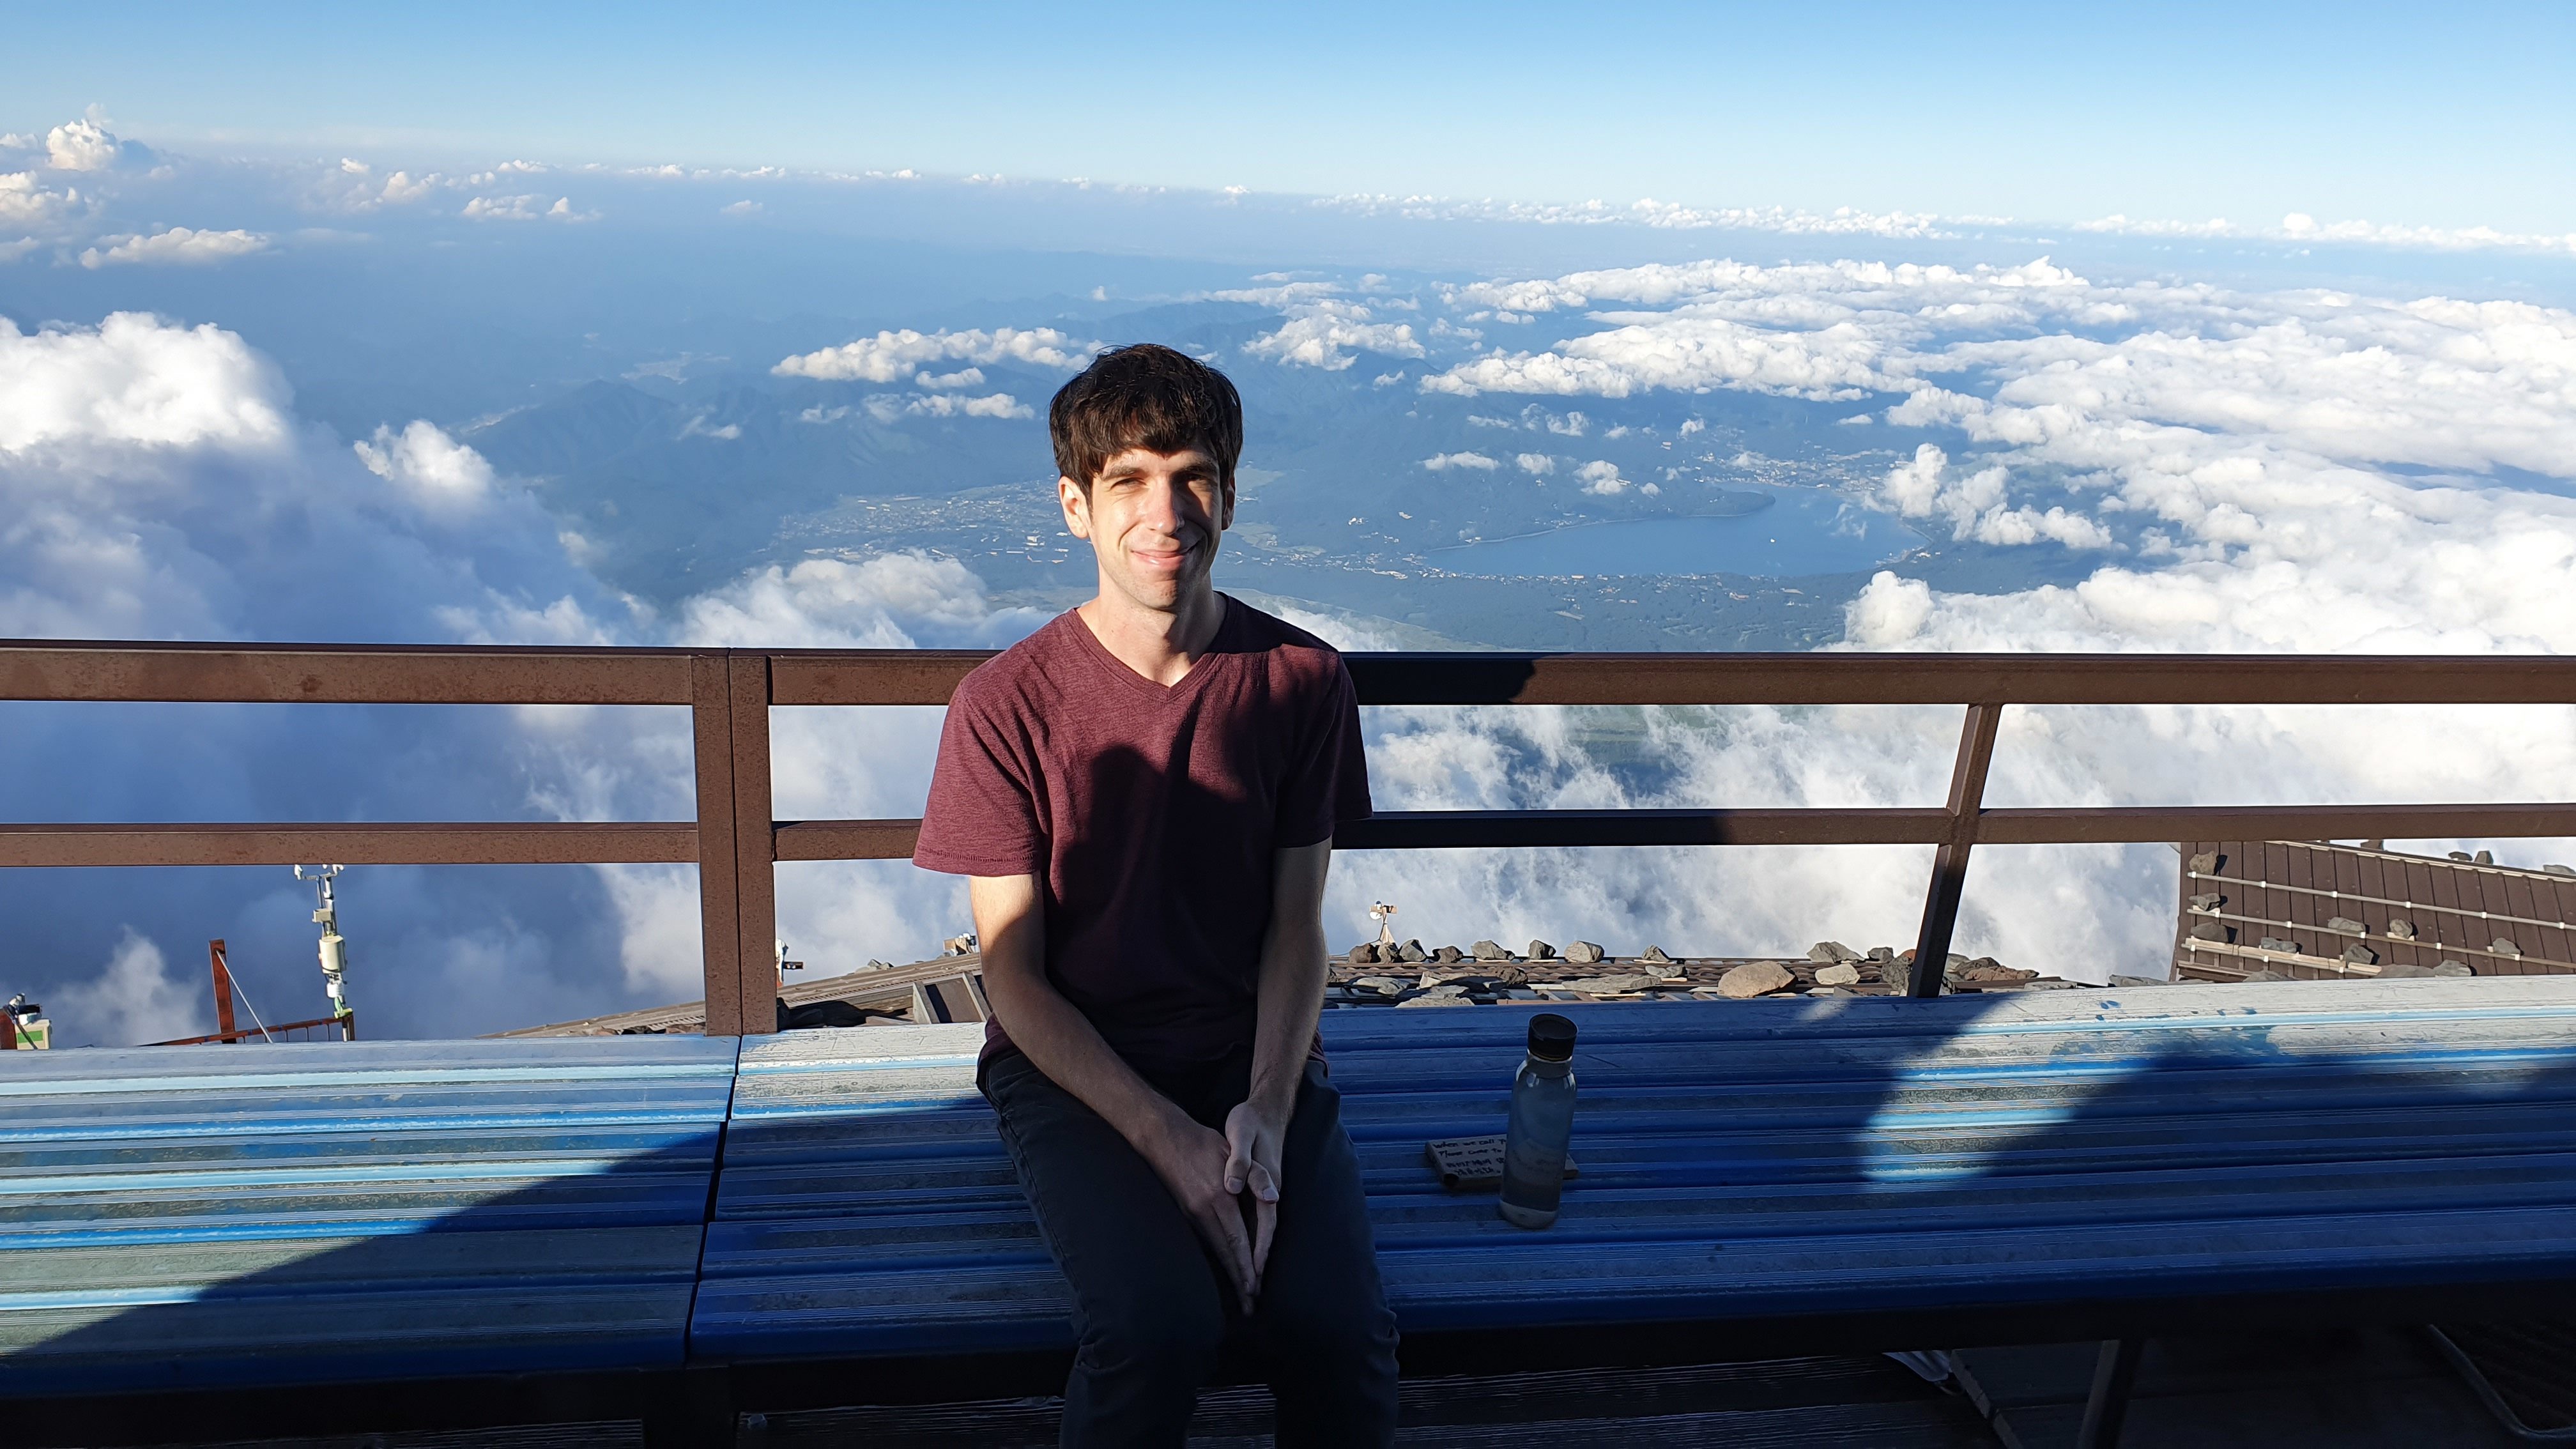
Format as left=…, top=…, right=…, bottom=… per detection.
left=981, top=1046, right=1401, bottom=1448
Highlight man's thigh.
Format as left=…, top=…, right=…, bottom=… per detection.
left=1254, top=1061, right=1399, bottom=1357
left=980, top=1050, right=1229, bottom=1350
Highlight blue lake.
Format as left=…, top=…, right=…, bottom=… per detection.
left=1430, top=487, right=1915, bottom=579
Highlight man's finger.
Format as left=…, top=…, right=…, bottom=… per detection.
left=1245, top=1158, right=1280, bottom=1204
left=1213, top=1200, right=1257, bottom=1310
left=1223, top=1133, right=1252, bottom=1196
left=1251, top=1193, right=1278, bottom=1285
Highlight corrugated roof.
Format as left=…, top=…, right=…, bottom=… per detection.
left=2176, top=840, right=2576, bottom=981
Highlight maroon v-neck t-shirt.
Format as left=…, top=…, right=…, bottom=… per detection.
left=913, top=595, right=1372, bottom=1074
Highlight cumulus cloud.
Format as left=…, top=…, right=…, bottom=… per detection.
left=1240, top=296, right=1425, bottom=371
left=462, top=194, right=595, bottom=222
left=49, top=931, right=203, bottom=1045
left=45, top=119, right=121, bottom=172
left=79, top=226, right=272, bottom=269
left=1422, top=450, right=1498, bottom=471
left=355, top=419, right=498, bottom=514
left=1876, top=445, right=2115, bottom=549
left=775, top=327, right=1091, bottom=383
left=1574, top=459, right=1658, bottom=496
left=1515, top=452, right=1555, bottom=475
left=0, top=171, right=82, bottom=229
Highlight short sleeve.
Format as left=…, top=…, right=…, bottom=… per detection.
left=912, top=682, right=1048, bottom=878
left=1273, top=659, right=1371, bottom=849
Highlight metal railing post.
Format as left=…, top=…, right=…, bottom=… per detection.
left=728, top=652, right=779, bottom=1034
left=210, top=940, right=236, bottom=1040
left=1910, top=701, right=2004, bottom=997
left=691, top=656, right=751, bottom=1036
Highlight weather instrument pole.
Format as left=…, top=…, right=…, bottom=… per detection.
left=294, top=864, right=357, bottom=1040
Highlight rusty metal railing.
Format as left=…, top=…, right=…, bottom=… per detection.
left=7, top=640, right=2575, bottom=1029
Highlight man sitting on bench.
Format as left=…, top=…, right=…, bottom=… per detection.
left=914, top=344, right=1400, bottom=1447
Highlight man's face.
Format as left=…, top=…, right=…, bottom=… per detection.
left=1060, top=445, right=1234, bottom=613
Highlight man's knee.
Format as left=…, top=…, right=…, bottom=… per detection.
left=1257, top=1273, right=1398, bottom=1372
left=1076, top=1287, right=1227, bottom=1384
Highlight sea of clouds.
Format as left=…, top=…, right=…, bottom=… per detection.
left=6, top=117, right=2575, bottom=1044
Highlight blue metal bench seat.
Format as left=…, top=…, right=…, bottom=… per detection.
left=692, top=977, right=2576, bottom=1365
left=0, top=1036, right=737, bottom=1396
left=10, top=977, right=2576, bottom=1438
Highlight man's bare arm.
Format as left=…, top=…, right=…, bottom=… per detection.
left=1224, top=838, right=1334, bottom=1280
left=968, top=873, right=1261, bottom=1308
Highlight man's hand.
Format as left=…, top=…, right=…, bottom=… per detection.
left=1223, top=1101, right=1285, bottom=1286
left=1144, top=1112, right=1262, bottom=1313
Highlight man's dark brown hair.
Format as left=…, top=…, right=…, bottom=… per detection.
left=1050, top=344, right=1244, bottom=493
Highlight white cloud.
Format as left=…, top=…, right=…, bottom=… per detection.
left=0, top=171, right=80, bottom=229
left=1572, top=459, right=1658, bottom=496
left=0, top=236, right=37, bottom=263
left=915, top=366, right=985, bottom=389
left=355, top=420, right=500, bottom=513
left=1241, top=296, right=1425, bottom=371
left=44, top=119, right=119, bottom=172
left=78, top=227, right=272, bottom=269
left=461, top=193, right=595, bottom=222
left=719, top=199, right=763, bottom=215
left=49, top=931, right=203, bottom=1045
left=901, top=391, right=1032, bottom=420
left=1422, top=450, right=1498, bottom=471
left=1515, top=452, right=1555, bottom=475
left=775, top=327, right=1091, bottom=383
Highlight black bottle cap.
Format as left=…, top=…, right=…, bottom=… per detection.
left=1527, top=1013, right=1577, bottom=1062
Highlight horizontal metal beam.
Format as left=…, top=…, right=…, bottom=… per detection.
left=1340, top=808, right=1952, bottom=850
left=0, top=642, right=694, bottom=705
left=769, top=652, right=993, bottom=707
left=1979, top=803, right=2576, bottom=845
left=0, top=822, right=700, bottom=868
left=12, top=641, right=2576, bottom=709
left=774, top=819, right=924, bottom=861
left=1341, top=652, right=2576, bottom=707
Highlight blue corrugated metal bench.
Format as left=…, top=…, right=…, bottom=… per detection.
left=1, top=1036, right=739, bottom=1439
left=694, top=976, right=2576, bottom=1380
left=13, top=977, right=2576, bottom=1445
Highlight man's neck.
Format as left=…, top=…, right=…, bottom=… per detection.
left=1077, top=582, right=1226, bottom=687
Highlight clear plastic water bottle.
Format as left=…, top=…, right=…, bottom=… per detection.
left=1499, top=1013, right=1577, bottom=1228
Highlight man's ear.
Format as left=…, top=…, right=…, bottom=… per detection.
left=1057, top=475, right=1092, bottom=539
left=1220, top=473, right=1237, bottom=532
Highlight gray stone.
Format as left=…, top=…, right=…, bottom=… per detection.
left=2188, top=851, right=2220, bottom=875
left=1347, top=942, right=1380, bottom=965
left=2245, top=969, right=2288, bottom=981
left=2188, top=893, right=2224, bottom=913
left=1806, top=986, right=1844, bottom=997
left=1526, top=939, right=1558, bottom=961
left=2379, top=962, right=2435, bottom=979
left=2547, top=864, right=2575, bottom=877
left=1471, top=940, right=1512, bottom=961
left=1866, top=945, right=1896, bottom=963
left=2340, top=944, right=2378, bottom=966
left=2326, top=916, right=2366, bottom=935
left=2492, top=937, right=2522, bottom=957
left=1717, top=962, right=1796, bottom=998
left=2189, top=921, right=2228, bottom=942
left=1565, top=940, right=1606, bottom=965
left=1563, top=973, right=1657, bottom=995
left=2108, top=974, right=2174, bottom=986
left=1813, top=963, right=1862, bottom=987
left=1640, top=945, right=1675, bottom=965
left=1432, top=945, right=1466, bottom=964
left=1807, top=940, right=1859, bottom=964
left=2450, top=851, right=2475, bottom=862
left=1397, top=939, right=1428, bottom=963
left=2385, top=917, right=2415, bottom=940
left=2258, top=937, right=2303, bottom=953
left=2434, top=960, right=2474, bottom=977
left=2475, top=850, right=2495, bottom=865
left=1395, top=993, right=1471, bottom=1008
left=1354, top=976, right=1409, bottom=995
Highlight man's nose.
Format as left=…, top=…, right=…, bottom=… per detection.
left=1140, top=478, right=1193, bottom=531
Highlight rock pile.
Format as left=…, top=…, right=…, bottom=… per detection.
left=1322, top=937, right=2071, bottom=1008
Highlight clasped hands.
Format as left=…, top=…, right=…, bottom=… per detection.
left=1146, top=1099, right=1286, bottom=1314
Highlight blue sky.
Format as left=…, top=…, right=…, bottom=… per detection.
left=12, top=1, right=2573, bottom=233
